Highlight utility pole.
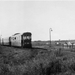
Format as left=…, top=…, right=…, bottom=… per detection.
left=49, top=28, right=53, bottom=47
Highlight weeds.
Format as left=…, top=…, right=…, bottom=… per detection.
left=0, top=46, right=75, bottom=75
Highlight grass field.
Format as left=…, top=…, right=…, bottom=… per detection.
left=0, top=43, right=75, bottom=75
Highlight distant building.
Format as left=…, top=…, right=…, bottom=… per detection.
left=55, top=40, right=68, bottom=46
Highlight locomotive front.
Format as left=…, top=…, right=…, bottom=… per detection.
left=22, top=32, right=32, bottom=48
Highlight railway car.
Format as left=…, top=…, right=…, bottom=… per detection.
left=0, top=32, right=32, bottom=48
left=1, top=37, right=11, bottom=46
left=10, top=32, right=32, bottom=48
left=2, top=37, right=9, bottom=46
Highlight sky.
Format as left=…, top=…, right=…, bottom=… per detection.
left=0, top=0, right=75, bottom=41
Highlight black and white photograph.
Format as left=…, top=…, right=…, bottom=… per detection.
left=0, top=0, right=75, bottom=75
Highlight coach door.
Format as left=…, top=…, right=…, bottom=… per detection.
left=9, top=37, right=11, bottom=46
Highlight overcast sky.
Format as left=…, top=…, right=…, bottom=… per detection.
left=0, top=1, right=75, bottom=41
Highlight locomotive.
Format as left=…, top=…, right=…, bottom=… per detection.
left=1, top=32, right=32, bottom=48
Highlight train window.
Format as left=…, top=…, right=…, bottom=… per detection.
left=23, top=36, right=31, bottom=40
left=23, top=36, right=26, bottom=40
left=27, top=36, right=29, bottom=39
left=27, top=36, right=31, bottom=39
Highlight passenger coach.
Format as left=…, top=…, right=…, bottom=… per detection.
left=1, top=32, right=32, bottom=48
left=11, top=32, right=32, bottom=48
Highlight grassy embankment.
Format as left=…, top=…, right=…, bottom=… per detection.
left=0, top=45, right=75, bottom=75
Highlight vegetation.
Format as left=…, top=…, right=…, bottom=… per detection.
left=0, top=45, right=75, bottom=75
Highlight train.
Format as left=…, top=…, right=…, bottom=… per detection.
left=0, top=32, right=32, bottom=48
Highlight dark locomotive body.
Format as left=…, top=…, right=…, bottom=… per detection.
left=1, top=32, right=32, bottom=48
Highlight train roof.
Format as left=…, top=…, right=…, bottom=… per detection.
left=12, top=32, right=32, bottom=36
left=22, top=32, right=32, bottom=35
left=13, top=33, right=20, bottom=36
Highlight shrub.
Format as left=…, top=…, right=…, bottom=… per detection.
left=45, top=59, right=62, bottom=75
left=54, top=48, right=64, bottom=57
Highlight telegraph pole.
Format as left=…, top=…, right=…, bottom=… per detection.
left=49, top=28, right=52, bottom=47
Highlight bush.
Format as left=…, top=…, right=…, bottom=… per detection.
left=0, top=64, right=14, bottom=75
left=54, top=48, right=64, bottom=57
left=45, top=59, right=62, bottom=75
